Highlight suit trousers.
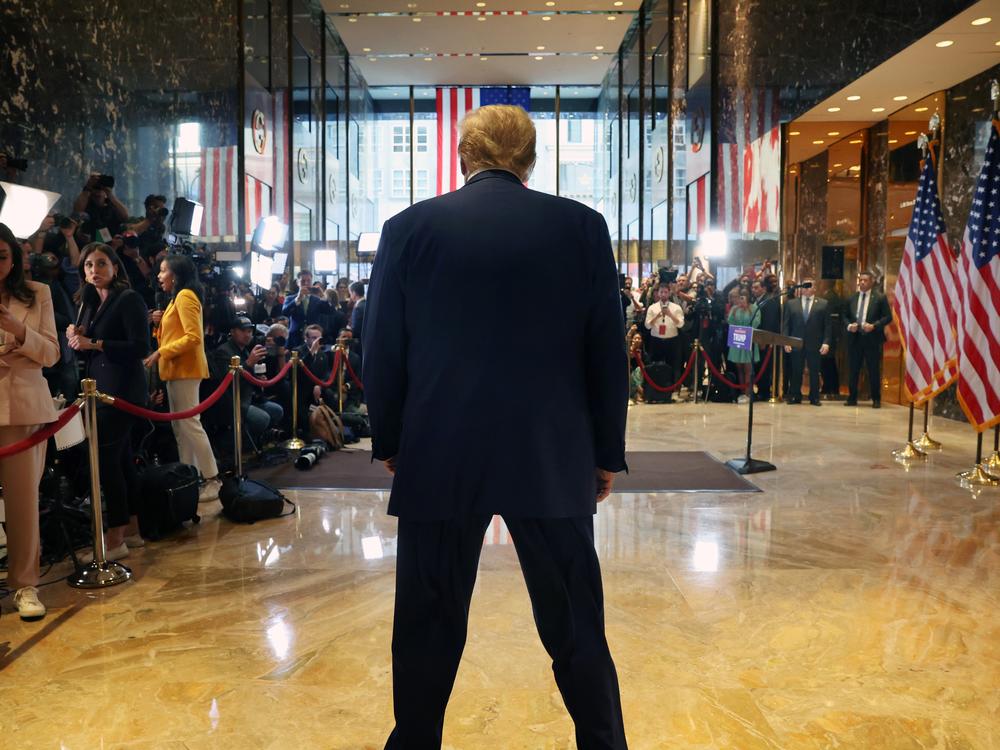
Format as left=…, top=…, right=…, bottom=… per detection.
left=646, top=336, right=681, bottom=385
left=385, top=515, right=628, bottom=750
left=97, top=407, right=140, bottom=528
left=788, top=348, right=821, bottom=402
left=165, top=379, right=219, bottom=479
left=0, top=425, right=47, bottom=589
left=847, top=335, right=882, bottom=403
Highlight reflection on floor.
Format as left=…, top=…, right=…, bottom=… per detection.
left=1, top=401, right=998, bottom=749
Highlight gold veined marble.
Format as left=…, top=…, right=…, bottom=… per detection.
left=1, top=402, right=998, bottom=748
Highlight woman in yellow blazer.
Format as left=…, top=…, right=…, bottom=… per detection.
left=0, top=223, right=60, bottom=620
left=143, top=254, right=220, bottom=501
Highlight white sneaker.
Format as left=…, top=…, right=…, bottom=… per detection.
left=13, top=586, right=46, bottom=621
left=199, top=478, right=222, bottom=503
left=124, top=534, right=145, bottom=548
left=78, top=542, right=130, bottom=565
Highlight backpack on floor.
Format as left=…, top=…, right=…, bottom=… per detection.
left=642, top=363, right=677, bottom=404
left=219, top=476, right=295, bottom=524
left=309, top=402, right=345, bottom=450
left=136, top=461, right=201, bottom=540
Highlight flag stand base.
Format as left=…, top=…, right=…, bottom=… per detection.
left=956, top=464, right=1000, bottom=488
left=985, top=451, right=1000, bottom=474
left=892, top=442, right=927, bottom=462
left=913, top=432, right=942, bottom=451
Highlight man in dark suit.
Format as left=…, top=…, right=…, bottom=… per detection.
left=281, top=268, right=331, bottom=347
left=752, top=275, right=780, bottom=401
left=364, top=105, right=629, bottom=750
left=782, top=280, right=832, bottom=405
left=843, top=270, right=892, bottom=408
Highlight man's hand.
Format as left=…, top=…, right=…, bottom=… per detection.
left=383, top=456, right=398, bottom=476
left=847, top=322, right=859, bottom=333
left=313, top=385, right=322, bottom=403
left=60, top=219, right=77, bottom=238
left=819, top=344, right=830, bottom=356
left=784, top=345, right=792, bottom=354
left=596, top=468, right=615, bottom=502
left=862, top=322, right=875, bottom=333
left=247, top=344, right=267, bottom=366
left=309, top=337, right=322, bottom=355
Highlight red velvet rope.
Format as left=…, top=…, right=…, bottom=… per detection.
left=240, top=360, right=293, bottom=388
left=109, top=372, right=234, bottom=421
left=701, top=346, right=773, bottom=391
left=343, top=354, right=364, bottom=389
left=633, top=348, right=697, bottom=393
left=0, top=401, right=84, bottom=459
left=300, top=350, right=342, bottom=389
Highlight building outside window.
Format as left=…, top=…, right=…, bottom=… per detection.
left=391, top=168, right=410, bottom=198
left=393, top=125, right=408, bottom=153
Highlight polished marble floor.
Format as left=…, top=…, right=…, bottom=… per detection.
left=1, top=400, right=998, bottom=749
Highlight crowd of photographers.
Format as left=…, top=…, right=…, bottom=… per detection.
left=0, top=174, right=367, bottom=621
left=623, top=260, right=843, bottom=405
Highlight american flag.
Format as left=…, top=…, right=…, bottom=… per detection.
left=891, top=151, right=959, bottom=403
left=957, top=122, right=1000, bottom=431
left=687, top=173, right=708, bottom=239
left=436, top=86, right=530, bottom=195
left=199, top=145, right=239, bottom=240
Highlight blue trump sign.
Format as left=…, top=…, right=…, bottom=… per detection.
left=727, top=325, right=754, bottom=351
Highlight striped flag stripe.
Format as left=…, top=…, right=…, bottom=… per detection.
left=436, top=87, right=481, bottom=195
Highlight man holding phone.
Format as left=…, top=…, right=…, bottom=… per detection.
left=282, top=268, right=331, bottom=348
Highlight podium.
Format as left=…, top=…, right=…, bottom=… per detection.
left=725, top=328, right=802, bottom=475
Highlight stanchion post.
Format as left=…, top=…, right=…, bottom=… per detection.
left=68, top=379, right=132, bottom=589
left=914, top=399, right=943, bottom=451
left=337, top=344, right=346, bottom=415
left=893, top=401, right=928, bottom=462
left=768, top=344, right=780, bottom=404
left=229, top=356, right=243, bottom=477
left=691, top=340, right=700, bottom=405
left=283, top=350, right=305, bottom=450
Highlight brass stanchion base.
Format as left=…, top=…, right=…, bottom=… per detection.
left=984, top=450, right=1000, bottom=474
left=68, top=561, right=132, bottom=589
left=913, top=432, right=943, bottom=451
left=892, top=442, right=928, bottom=461
left=767, top=396, right=779, bottom=404
left=283, top=437, right=306, bottom=450
left=956, top=464, right=1000, bottom=487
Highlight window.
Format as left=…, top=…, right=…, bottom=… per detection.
left=567, top=119, right=582, bottom=144
left=374, top=170, right=383, bottom=195
left=416, top=169, right=430, bottom=197
left=416, top=126, right=429, bottom=153
left=391, top=169, right=411, bottom=198
left=392, top=125, right=409, bottom=153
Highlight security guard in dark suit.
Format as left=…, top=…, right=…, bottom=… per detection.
left=364, top=104, right=629, bottom=750
left=782, top=280, right=832, bottom=405
left=844, top=271, right=892, bottom=408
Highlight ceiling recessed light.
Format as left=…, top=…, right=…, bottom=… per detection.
left=915, top=106, right=929, bottom=112
left=833, top=163, right=843, bottom=167
left=789, top=130, right=800, bottom=136
left=849, top=139, right=862, bottom=144
left=935, top=40, right=954, bottom=47
left=535, top=55, right=545, bottom=60
left=607, top=15, right=617, bottom=21
left=477, top=16, right=486, bottom=20
left=893, top=95, right=908, bottom=101
left=904, top=130, right=917, bottom=135
left=362, top=47, right=371, bottom=52
left=995, top=40, right=1000, bottom=46
left=348, top=16, right=357, bottom=22
left=972, top=16, right=992, bottom=25
left=481, top=56, right=489, bottom=61
left=476, top=1, right=486, bottom=5
left=614, top=0, right=624, bottom=4
left=546, top=1, right=556, bottom=5
left=850, top=165, right=860, bottom=171
left=812, top=140, right=825, bottom=145
left=889, top=139, right=898, bottom=143
left=827, top=107, right=841, bottom=113
left=339, top=3, right=349, bottom=7
left=406, top=2, right=417, bottom=6
left=412, top=16, right=421, bottom=22
left=368, top=56, right=376, bottom=61
left=542, top=15, right=552, bottom=20
left=872, top=107, right=886, bottom=113
left=846, top=95, right=861, bottom=101
left=591, top=55, right=600, bottom=60
left=827, top=131, right=840, bottom=136
left=424, top=57, right=432, bottom=61
left=595, top=45, right=605, bottom=50
left=537, top=45, right=546, bottom=50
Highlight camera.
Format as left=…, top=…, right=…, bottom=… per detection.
left=658, top=268, right=679, bottom=285
left=2, top=153, right=28, bottom=172
left=294, top=440, right=328, bottom=470
left=96, top=174, right=115, bottom=189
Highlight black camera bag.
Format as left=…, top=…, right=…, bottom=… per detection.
left=137, top=461, right=201, bottom=540
left=219, top=476, right=295, bottom=524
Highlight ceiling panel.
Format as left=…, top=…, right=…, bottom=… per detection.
left=321, top=0, right=640, bottom=12
left=356, top=53, right=614, bottom=86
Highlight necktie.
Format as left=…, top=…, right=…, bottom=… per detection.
left=803, top=298, right=811, bottom=321
left=303, top=294, right=309, bottom=315
left=857, top=292, right=866, bottom=322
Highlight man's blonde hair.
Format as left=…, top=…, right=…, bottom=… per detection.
left=457, top=105, right=536, bottom=180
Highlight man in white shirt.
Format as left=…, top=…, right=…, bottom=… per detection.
left=644, top=284, right=685, bottom=397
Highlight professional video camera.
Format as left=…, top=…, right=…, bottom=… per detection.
left=294, top=440, right=328, bottom=470
left=1, top=152, right=29, bottom=172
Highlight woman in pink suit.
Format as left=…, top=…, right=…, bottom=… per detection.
left=0, top=222, right=60, bottom=621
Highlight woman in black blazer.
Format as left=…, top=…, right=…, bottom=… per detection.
left=66, top=243, right=150, bottom=559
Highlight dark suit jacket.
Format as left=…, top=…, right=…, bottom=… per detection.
left=77, top=288, right=150, bottom=405
left=363, top=169, right=628, bottom=520
left=783, top=296, right=832, bottom=351
left=755, top=293, right=781, bottom=334
left=844, top=290, right=892, bottom=344
left=282, top=292, right=331, bottom=347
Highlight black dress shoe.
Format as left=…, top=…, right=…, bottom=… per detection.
left=844, top=400, right=857, bottom=406
left=787, top=397, right=802, bottom=404
left=872, top=401, right=881, bottom=409
left=809, top=399, right=821, bottom=406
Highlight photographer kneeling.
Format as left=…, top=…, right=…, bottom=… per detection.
left=208, top=316, right=284, bottom=454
